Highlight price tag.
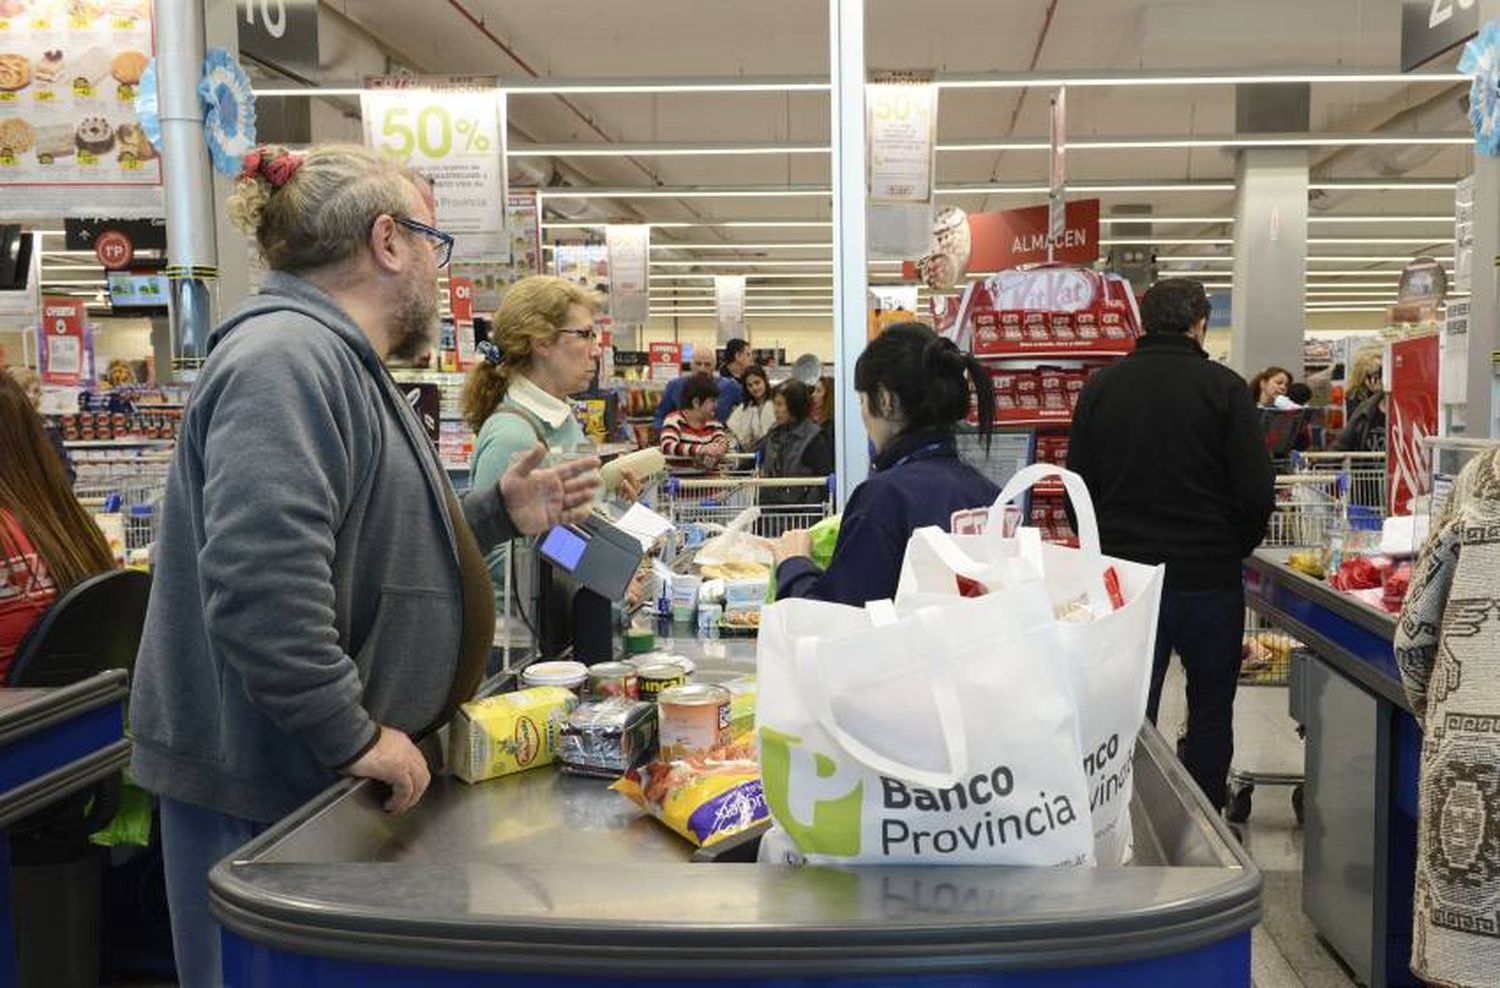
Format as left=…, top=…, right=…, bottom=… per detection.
left=111, top=16, right=136, bottom=29
left=116, top=83, right=134, bottom=102
left=120, top=157, right=143, bottom=172
left=68, top=14, right=90, bottom=28
left=360, top=83, right=507, bottom=242
left=78, top=151, right=98, bottom=166
left=0, top=151, right=18, bottom=167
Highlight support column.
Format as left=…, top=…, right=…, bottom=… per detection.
left=1228, top=148, right=1309, bottom=377
left=829, top=0, right=869, bottom=507
left=205, top=1, right=253, bottom=310
left=1465, top=0, right=1500, bottom=438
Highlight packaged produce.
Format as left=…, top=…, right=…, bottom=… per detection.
left=1329, top=555, right=1390, bottom=592
left=611, top=757, right=767, bottom=848
left=558, top=700, right=657, bottom=778
left=1286, top=549, right=1325, bottom=580
left=521, top=660, right=588, bottom=696
left=449, top=687, right=578, bottom=783
left=588, top=661, right=639, bottom=702
left=658, top=684, right=732, bottom=761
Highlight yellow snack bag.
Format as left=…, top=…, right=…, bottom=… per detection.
left=449, top=687, right=578, bottom=783
left=612, top=758, right=767, bottom=848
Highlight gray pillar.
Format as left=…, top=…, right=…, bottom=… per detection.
left=1228, top=148, right=1308, bottom=377
left=1465, top=0, right=1500, bottom=438
left=206, top=1, right=253, bottom=310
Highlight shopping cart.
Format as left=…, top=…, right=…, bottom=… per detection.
left=1290, top=450, right=1388, bottom=527
left=662, top=475, right=835, bottom=540
left=1223, top=473, right=1338, bottom=825
left=72, top=451, right=171, bottom=567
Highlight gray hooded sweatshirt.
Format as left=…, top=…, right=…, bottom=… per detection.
left=130, top=272, right=515, bottom=823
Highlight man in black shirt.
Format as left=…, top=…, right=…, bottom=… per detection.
left=1067, top=279, right=1275, bottom=811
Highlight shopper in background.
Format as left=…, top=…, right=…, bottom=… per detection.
left=772, top=323, right=998, bottom=605
left=130, top=144, right=600, bottom=988
left=1066, top=278, right=1274, bottom=812
left=1248, top=366, right=1295, bottom=409
left=812, top=373, right=836, bottom=451
left=463, top=275, right=642, bottom=504
left=726, top=365, right=775, bottom=451
left=651, top=338, right=751, bottom=431
left=660, top=375, right=732, bottom=470
left=1336, top=357, right=1387, bottom=454
left=1286, top=382, right=1313, bottom=407
left=760, top=379, right=833, bottom=507
left=1394, top=444, right=1500, bottom=988
left=6, top=365, right=74, bottom=484
left=0, top=373, right=114, bottom=678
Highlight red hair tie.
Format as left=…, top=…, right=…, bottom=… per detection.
left=239, top=146, right=303, bottom=188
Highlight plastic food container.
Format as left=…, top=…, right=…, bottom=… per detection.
left=521, top=660, right=589, bottom=696
left=657, top=684, right=731, bottom=760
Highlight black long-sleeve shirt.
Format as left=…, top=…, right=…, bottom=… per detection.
left=1066, top=332, right=1275, bottom=591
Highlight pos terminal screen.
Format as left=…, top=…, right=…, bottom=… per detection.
left=539, top=526, right=588, bottom=572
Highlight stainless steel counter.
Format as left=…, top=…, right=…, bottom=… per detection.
left=211, top=635, right=1259, bottom=980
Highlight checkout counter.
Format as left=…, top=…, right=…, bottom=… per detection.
left=1244, top=548, right=1419, bottom=988
left=211, top=632, right=1261, bottom=987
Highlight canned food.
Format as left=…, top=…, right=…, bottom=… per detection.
left=588, top=661, right=639, bottom=702
left=637, top=661, right=689, bottom=701
left=521, top=660, right=589, bottom=696
left=657, top=684, right=731, bottom=760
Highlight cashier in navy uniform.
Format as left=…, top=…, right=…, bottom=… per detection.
left=771, top=322, right=999, bottom=605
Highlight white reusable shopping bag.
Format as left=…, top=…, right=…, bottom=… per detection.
left=895, top=463, right=1164, bottom=865
left=756, top=590, right=1096, bottom=868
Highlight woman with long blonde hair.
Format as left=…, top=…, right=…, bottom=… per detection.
left=0, top=372, right=114, bottom=677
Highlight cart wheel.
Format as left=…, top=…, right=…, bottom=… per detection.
left=1291, top=784, right=1305, bottom=824
left=1226, top=783, right=1254, bottom=824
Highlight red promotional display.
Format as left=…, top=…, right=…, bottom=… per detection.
left=448, top=277, right=476, bottom=368
left=648, top=342, right=683, bottom=384
left=1386, top=335, right=1439, bottom=517
left=38, top=296, right=88, bottom=385
left=905, top=199, right=1101, bottom=283
left=935, top=265, right=1142, bottom=359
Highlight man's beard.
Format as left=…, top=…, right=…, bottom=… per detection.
left=388, top=273, right=440, bottom=363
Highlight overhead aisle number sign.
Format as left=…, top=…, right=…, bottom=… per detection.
left=361, top=77, right=507, bottom=258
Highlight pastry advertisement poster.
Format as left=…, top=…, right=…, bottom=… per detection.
left=0, top=1, right=161, bottom=206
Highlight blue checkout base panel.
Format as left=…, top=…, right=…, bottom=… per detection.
left=0, top=699, right=124, bottom=796
left=221, top=929, right=1251, bottom=988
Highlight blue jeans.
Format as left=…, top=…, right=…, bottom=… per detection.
left=159, top=796, right=264, bottom=988
left=1145, top=588, right=1246, bottom=811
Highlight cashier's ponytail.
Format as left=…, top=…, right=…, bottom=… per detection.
left=855, top=322, right=994, bottom=446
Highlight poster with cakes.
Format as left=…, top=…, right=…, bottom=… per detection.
left=0, top=0, right=159, bottom=189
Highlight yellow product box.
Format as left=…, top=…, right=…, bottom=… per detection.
left=449, top=686, right=578, bottom=784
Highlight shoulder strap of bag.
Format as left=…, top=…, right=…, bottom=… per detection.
left=491, top=405, right=550, bottom=445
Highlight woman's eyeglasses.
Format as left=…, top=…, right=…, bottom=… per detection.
left=392, top=216, right=454, bottom=268
left=557, top=325, right=599, bottom=343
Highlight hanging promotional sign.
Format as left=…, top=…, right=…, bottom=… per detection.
left=1387, top=334, right=1440, bottom=517
left=714, top=275, right=745, bottom=342
left=906, top=199, right=1101, bottom=285
left=868, top=284, right=918, bottom=339
left=361, top=76, right=507, bottom=257
left=866, top=74, right=938, bottom=258
left=1454, top=175, right=1475, bottom=293
left=1441, top=297, right=1469, bottom=410
left=0, top=3, right=163, bottom=217
left=38, top=296, right=88, bottom=385
left=1048, top=88, right=1067, bottom=249
left=648, top=342, right=682, bottom=384
left=1402, top=0, right=1480, bottom=70
left=605, top=224, right=650, bottom=325
left=448, top=276, right=476, bottom=367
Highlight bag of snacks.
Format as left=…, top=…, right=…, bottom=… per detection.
left=612, top=754, right=766, bottom=848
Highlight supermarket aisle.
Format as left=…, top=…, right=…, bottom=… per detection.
left=1155, top=664, right=1360, bottom=988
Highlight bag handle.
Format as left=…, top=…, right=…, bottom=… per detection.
left=792, top=606, right=970, bottom=789
left=990, top=463, right=1101, bottom=555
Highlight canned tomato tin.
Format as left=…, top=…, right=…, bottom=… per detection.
left=657, top=684, right=731, bottom=760
left=637, top=662, right=689, bottom=702
left=588, top=661, right=639, bottom=702
left=520, top=660, right=588, bottom=696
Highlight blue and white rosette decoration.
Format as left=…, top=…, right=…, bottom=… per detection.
left=1460, top=21, right=1500, bottom=157
left=198, top=48, right=257, bottom=176
left=133, top=57, right=163, bottom=155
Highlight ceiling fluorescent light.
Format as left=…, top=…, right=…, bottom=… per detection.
left=933, top=70, right=1468, bottom=89
left=539, top=187, right=830, bottom=199
left=511, top=144, right=827, bottom=157
left=1309, top=181, right=1458, bottom=191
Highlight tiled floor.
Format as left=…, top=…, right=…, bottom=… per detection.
left=1155, top=661, right=1362, bottom=988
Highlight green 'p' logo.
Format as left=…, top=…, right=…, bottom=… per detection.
left=759, top=727, right=863, bottom=856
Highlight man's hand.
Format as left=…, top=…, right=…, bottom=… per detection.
left=500, top=444, right=601, bottom=535
left=615, top=465, right=644, bottom=503
left=346, top=725, right=431, bottom=814
left=771, top=528, right=813, bottom=565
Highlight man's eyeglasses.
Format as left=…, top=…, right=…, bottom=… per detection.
left=392, top=216, right=454, bottom=268
left=557, top=325, right=599, bottom=343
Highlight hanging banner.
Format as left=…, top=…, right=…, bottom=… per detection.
left=905, top=199, right=1101, bottom=283
left=449, top=188, right=542, bottom=315
left=1048, top=88, right=1067, bottom=249
left=605, top=224, right=650, bottom=325
left=714, top=275, right=745, bottom=343
left=555, top=243, right=609, bottom=291
left=1387, top=334, right=1440, bottom=517
left=38, top=296, right=87, bottom=385
left=361, top=77, right=507, bottom=258
left=1454, top=175, right=1475, bottom=294
left=1441, top=297, right=1469, bottom=412
left=866, top=74, right=938, bottom=258
left=0, top=3, right=163, bottom=218
left=648, top=342, right=682, bottom=384
left=1401, top=0, right=1480, bottom=71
